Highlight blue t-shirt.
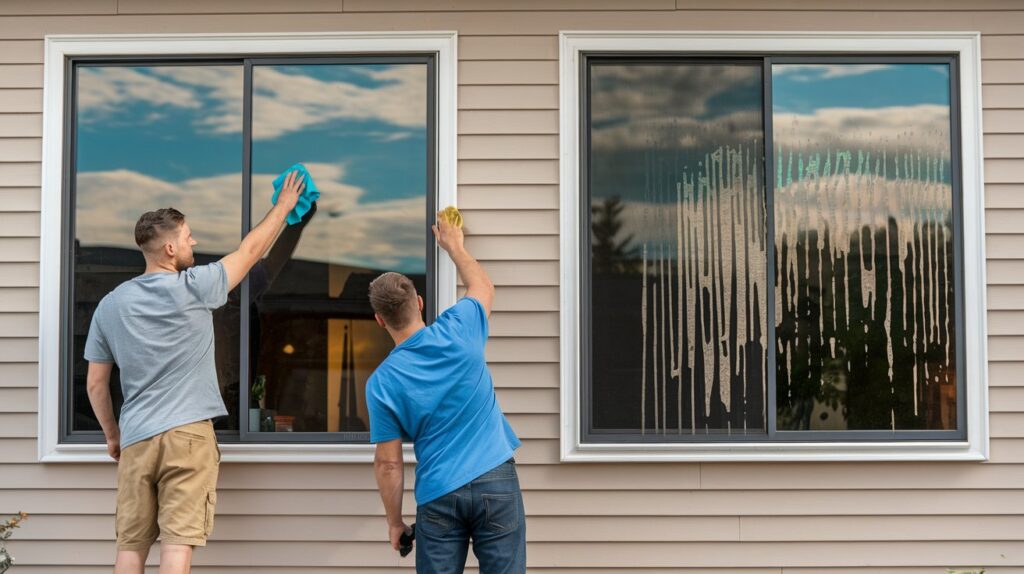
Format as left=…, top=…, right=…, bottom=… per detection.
left=366, top=297, right=521, bottom=505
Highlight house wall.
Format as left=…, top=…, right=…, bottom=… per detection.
left=1, top=0, right=1023, bottom=571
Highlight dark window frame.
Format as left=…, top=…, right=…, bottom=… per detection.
left=60, top=54, right=438, bottom=445
left=580, top=53, right=967, bottom=444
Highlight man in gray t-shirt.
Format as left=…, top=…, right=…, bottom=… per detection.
left=84, top=170, right=306, bottom=574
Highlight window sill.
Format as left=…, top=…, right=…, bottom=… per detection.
left=562, top=440, right=987, bottom=462
left=40, top=442, right=417, bottom=463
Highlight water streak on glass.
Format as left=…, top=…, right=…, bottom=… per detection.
left=771, top=63, right=957, bottom=431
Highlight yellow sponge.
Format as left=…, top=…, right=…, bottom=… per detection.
left=439, top=206, right=464, bottom=228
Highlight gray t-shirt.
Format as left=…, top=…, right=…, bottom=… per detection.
left=84, top=262, right=230, bottom=448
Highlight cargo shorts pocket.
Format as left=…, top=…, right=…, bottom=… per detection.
left=204, top=491, right=217, bottom=536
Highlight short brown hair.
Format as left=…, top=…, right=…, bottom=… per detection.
left=135, top=208, right=185, bottom=251
left=368, top=272, right=418, bottom=329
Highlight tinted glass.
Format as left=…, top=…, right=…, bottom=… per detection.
left=247, top=62, right=429, bottom=434
left=588, top=61, right=767, bottom=437
left=71, top=64, right=244, bottom=432
left=772, top=63, right=957, bottom=431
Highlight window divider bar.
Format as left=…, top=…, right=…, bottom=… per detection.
left=763, top=56, right=778, bottom=440
left=239, top=58, right=254, bottom=442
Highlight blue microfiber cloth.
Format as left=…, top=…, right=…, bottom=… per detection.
left=272, top=163, right=319, bottom=225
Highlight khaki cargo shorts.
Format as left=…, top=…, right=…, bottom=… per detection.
left=116, top=420, right=221, bottom=550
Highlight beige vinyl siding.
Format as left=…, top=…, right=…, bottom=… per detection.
left=0, top=1, right=1022, bottom=571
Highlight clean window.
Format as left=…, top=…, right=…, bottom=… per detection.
left=62, top=56, right=436, bottom=444
left=582, top=55, right=964, bottom=443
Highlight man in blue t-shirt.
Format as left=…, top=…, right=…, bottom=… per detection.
left=366, top=214, right=524, bottom=574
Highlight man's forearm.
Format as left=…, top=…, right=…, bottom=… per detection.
left=374, top=461, right=405, bottom=526
left=448, top=246, right=492, bottom=293
left=86, top=380, right=118, bottom=440
left=239, top=204, right=290, bottom=260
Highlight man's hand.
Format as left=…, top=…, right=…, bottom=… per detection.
left=275, top=169, right=306, bottom=213
left=106, top=434, right=121, bottom=462
left=432, top=213, right=465, bottom=256
left=389, top=521, right=411, bottom=552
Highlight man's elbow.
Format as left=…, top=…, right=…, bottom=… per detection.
left=374, top=452, right=404, bottom=476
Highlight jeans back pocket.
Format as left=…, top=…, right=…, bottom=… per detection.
left=482, top=493, right=519, bottom=534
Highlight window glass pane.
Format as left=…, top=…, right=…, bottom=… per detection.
left=248, top=62, right=429, bottom=434
left=588, top=61, right=767, bottom=437
left=772, top=63, right=957, bottom=431
left=71, top=64, right=244, bottom=432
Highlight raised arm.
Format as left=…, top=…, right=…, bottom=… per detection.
left=432, top=214, right=494, bottom=316
left=220, top=170, right=305, bottom=291
left=85, top=361, right=120, bottom=461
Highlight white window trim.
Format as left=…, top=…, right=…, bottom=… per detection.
left=38, top=32, right=458, bottom=463
left=558, top=31, right=988, bottom=462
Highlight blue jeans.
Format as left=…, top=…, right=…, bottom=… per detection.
left=415, top=459, right=526, bottom=574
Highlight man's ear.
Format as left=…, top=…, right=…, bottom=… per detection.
left=374, top=313, right=386, bottom=329
left=163, top=240, right=176, bottom=259
left=417, top=295, right=424, bottom=312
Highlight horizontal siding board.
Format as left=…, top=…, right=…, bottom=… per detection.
left=0, top=0, right=114, bottom=15
left=16, top=514, right=741, bottom=542
left=466, top=236, right=558, bottom=260
left=0, top=412, right=35, bottom=436
left=459, top=60, right=557, bottom=85
left=488, top=311, right=559, bottom=337
left=490, top=362, right=558, bottom=388
left=0, top=114, right=41, bottom=137
left=0, top=138, right=41, bottom=162
left=15, top=488, right=1024, bottom=518
left=0, top=312, right=37, bottom=337
left=0, top=262, right=38, bottom=286
left=0, top=65, right=42, bottom=88
left=458, top=36, right=558, bottom=60
left=461, top=208, right=558, bottom=234
left=0, top=189, right=40, bottom=212
left=981, top=59, right=1024, bottom=84
left=459, top=110, right=557, bottom=134
left=483, top=286, right=558, bottom=311
left=988, top=261, right=1024, bottom=285
left=495, top=387, right=558, bottom=412
left=458, top=135, right=558, bottom=159
left=700, top=462, right=1024, bottom=490
left=986, top=235, right=1024, bottom=259
left=739, top=515, right=1024, bottom=542
left=0, top=89, right=42, bottom=113
left=0, top=387, right=37, bottom=412
left=985, top=158, right=1024, bottom=183
left=982, top=110, right=1024, bottom=133
left=118, top=0, right=342, bottom=13
left=989, top=387, right=1024, bottom=412
left=471, top=261, right=558, bottom=286
left=0, top=212, right=39, bottom=236
left=459, top=85, right=559, bottom=110
left=988, top=335, right=1024, bottom=361
left=0, top=288, right=38, bottom=312
left=989, top=361, right=1024, bottom=386
left=992, top=412, right=1024, bottom=437
left=0, top=238, right=40, bottom=262
left=988, top=310, right=1024, bottom=334
left=986, top=184, right=1024, bottom=208
left=983, top=84, right=1024, bottom=109
left=982, top=34, right=1024, bottom=59
left=485, top=337, right=558, bottom=363
left=8, top=540, right=1024, bottom=568
left=0, top=362, right=37, bottom=387
left=346, top=0, right=675, bottom=11
left=2, top=11, right=1024, bottom=37
left=459, top=159, right=558, bottom=185
left=984, top=134, right=1024, bottom=158
left=458, top=185, right=558, bottom=210
left=989, top=286, right=1024, bottom=309
left=0, top=337, right=38, bottom=361
left=0, top=41, right=42, bottom=64
left=0, top=162, right=40, bottom=187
